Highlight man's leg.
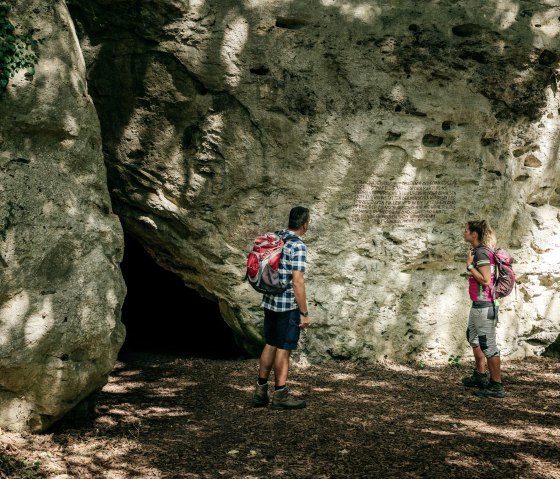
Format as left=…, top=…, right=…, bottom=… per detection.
left=252, top=344, right=276, bottom=407
left=271, top=347, right=305, bottom=410
left=273, top=348, right=291, bottom=387
left=252, top=309, right=277, bottom=407
left=270, top=310, right=306, bottom=410
left=258, top=344, right=277, bottom=381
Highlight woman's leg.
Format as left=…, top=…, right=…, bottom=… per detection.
left=473, top=345, right=486, bottom=373
left=467, top=308, right=486, bottom=372
left=487, top=355, right=501, bottom=383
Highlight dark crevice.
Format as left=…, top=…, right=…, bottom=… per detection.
left=452, top=24, right=486, bottom=37
left=275, top=17, right=308, bottom=29
left=250, top=66, right=270, bottom=75
left=119, top=232, right=245, bottom=359
left=422, top=134, right=443, bottom=147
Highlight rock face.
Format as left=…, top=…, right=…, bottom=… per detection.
left=67, top=0, right=560, bottom=361
left=0, top=1, right=125, bottom=431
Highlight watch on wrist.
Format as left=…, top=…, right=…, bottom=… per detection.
left=467, top=264, right=474, bottom=271
left=300, top=310, right=309, bottom=317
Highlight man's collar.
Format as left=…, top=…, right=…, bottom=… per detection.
left=285, top=229, right=303, bottom=240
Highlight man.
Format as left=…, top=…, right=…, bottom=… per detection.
left=252, top=206, right=311, bottom=410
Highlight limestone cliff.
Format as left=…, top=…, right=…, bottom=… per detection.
left=65, top=0, right=560, bottom=364
left=0, top=0, right=125, bottom=431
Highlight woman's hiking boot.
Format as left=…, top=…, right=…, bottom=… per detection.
left=271, top=387, right=306, bottom=410
left=462, top=370, right=489, bottom=388
left=473, top=380, right=505, bottom=398
left=252, top=383, right=269, bottom=407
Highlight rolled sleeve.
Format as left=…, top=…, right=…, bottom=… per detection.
left=474, top=248, right=491, bottom=267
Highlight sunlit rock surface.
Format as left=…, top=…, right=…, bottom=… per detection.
left=68, top=0, right=560, bottom=360
left=0, top=1, right=125, bottom=431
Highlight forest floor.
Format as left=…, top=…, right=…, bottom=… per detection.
left=0, top=353, right=559, bottom=479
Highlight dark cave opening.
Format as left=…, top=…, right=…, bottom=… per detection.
left=119, top=232, right=246, bottom=359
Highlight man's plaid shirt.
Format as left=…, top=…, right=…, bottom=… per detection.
left=261, top=229, right=307, bottom=312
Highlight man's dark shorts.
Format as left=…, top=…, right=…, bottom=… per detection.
left=263, top=308, right=301, bottom=350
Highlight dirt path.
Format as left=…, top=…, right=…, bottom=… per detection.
left=1, top=353, right=559, bottom=479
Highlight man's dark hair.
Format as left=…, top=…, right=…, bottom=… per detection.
left=289, top=206, right=310, bottom=230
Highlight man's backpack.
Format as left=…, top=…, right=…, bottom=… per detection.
left=246, top=232, right=299, bottom=294
left=483, top=246, right=516, bottom=299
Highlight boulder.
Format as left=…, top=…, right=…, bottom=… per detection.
left=0, top=0, right=125, bottom=431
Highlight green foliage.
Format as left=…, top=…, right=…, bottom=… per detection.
left=0, top=3, right=43, bottom=96
left=448, top=354, right=462, bottom=369
left=0, top=200, right=15, bottom=241
left=0, top=451, right=47, bottom=479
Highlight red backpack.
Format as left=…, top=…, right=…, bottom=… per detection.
left=246, top=232, right=299, bottom=294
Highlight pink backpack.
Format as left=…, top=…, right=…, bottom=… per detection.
left=483, top=247, right=516, bottom=299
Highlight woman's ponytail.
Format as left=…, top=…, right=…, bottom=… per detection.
left=467, top=220, right=496, bottom=248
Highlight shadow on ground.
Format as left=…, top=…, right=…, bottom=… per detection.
left=31, top=354, right=557, bottom=479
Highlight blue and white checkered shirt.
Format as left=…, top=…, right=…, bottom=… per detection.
left=261, top=229, right=307, bottom=312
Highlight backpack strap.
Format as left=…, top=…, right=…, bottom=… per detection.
left=275, top=230, right=303, bottom=244
left=476, top=245, right=498, bottom=304
left=478, top=244, right=495, bottom=255
left=284, top=234, right=302, bottom=243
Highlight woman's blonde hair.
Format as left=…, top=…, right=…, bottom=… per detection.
left=467, top=220, right=496, bottom=248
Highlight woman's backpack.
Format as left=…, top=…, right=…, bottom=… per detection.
left=483, top=247, right=516, bottom=299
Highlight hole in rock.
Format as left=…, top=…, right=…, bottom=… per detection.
left=119, top=232, right=245, bottom=359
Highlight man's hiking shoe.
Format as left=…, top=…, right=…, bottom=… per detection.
left=271, top=387, right=306, bottom=410
left=252, top=383, right=269, bottom=407
left=474, top=380, right=505, bottom=398
left=462, top=370, right=489, bottom=388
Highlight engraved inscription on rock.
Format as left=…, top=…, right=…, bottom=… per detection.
left=351, top=181, right=456, bottom=224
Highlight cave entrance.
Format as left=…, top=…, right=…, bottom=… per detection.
left=119, top=232, right=245, bottom=359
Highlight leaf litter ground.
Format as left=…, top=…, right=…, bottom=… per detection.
left=0, top=354, right=558, bottom=479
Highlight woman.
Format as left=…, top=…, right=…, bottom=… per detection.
left=462, top=220, right=505, bottom=398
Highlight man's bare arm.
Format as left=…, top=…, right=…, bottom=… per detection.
left=292, top=270, right=310, bottom=328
